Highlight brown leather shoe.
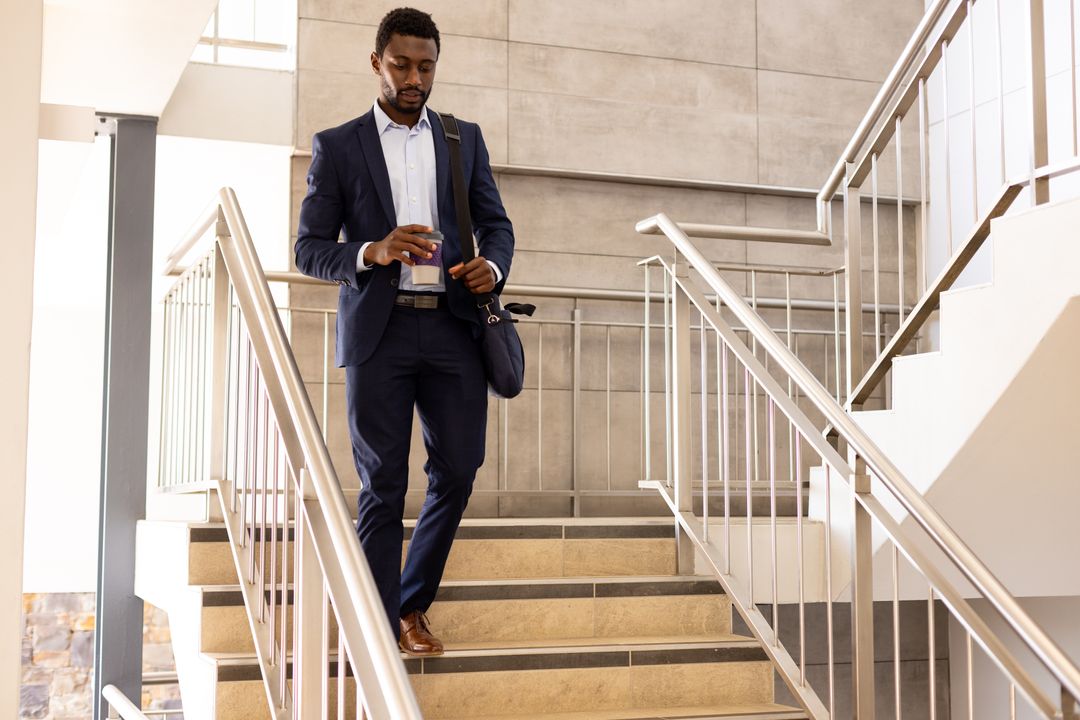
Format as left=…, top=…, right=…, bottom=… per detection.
left=399, top=610, right=444, bottom=657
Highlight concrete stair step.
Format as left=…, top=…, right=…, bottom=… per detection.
left=184, top=518, right=682, bottom=585
left=204, top=639, right=781, bottom=720
left=435, top=705, right=808, bottom=719
left=198, top=575, right=733, bottom=654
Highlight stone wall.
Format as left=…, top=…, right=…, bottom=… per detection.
left=19, top=594, right=180, bottom=719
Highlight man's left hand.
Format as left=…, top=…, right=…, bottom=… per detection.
left=449, top=257, right=496, bottom=294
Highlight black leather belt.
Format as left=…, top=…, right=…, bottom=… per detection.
left=394, top=293, right=446, bottom=309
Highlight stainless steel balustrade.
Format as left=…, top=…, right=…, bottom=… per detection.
left=637, top=211, right=1080, bottom=719
left=168, top=254, right=878, bottom=517
left=158, top=189, right=422, bottom=720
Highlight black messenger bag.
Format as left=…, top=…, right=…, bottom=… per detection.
left=438, top=111, right=532, bottom=399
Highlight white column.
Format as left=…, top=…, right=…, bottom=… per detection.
left=0, top=0, right=43, bottom=716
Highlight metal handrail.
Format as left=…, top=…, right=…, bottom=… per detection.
left=164, top=188, right=423, bottom=718
left=638, top=210, right=1080, bottom=712
left=172, top=265, right=901, bottom=314
left=101, top=685, right=149, bottom=719
left=815, top=0, right=954, bottom=216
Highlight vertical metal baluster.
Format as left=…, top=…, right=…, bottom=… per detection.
left=664, top=270, right=673, bottom=486
left=744, top=368, right=753, bottom=606
left=699, top=316, right=709, bottom=541
left=920, top=76, right=931, bottom=308
left=161, top=293, right=173, bottom=488
left=969, top=0, right=980, bottom=223
left=768, top=398, right=778, bottom=647
left=995, top=0, right=1006, bottom=184
left=270, top=428, right=278, bottom=664
left=639, top=327, right=645, bottom=486
left=537, top=324, right=544, bottom=490
left=897, top=116, right=906, bottom=327
left=795, top=434, right=805, bottom=685
left=199, top=259, right=209, bottom=485
left=644, top=265, right=652, bottom=482
left=338, top=608, right=346, bottom=720
left=1071, top=0, right=1078, bottom=157
left=280, top=466, right=290, bottom=705
left=750, top=271, right=759, bottom=485
left=825, top=461, right=836, bottom=716
left=893, top=543, right=902, bottom=719
left=1010, top=684, right=1017, bottom=719
left=719, top=330, right=730, bottom=575
left=734, top=333, right=741, bottom=486
left=606, top=325, right=612, bottom=493
left=322, top=582, right=330, bottom=719
left=259, top=394, right=269, bottom=622
left=502, top=395, right=509, bottom=492
left=944, top=39, right=955, bottom=257
left=183, top=276, right=195, bottom=485
left=247, top=364, right=258, bottom=578
left=872, top=152, right=882, bottom=356
left=241, top=339, right=252, bottom=554
left=1030, top=0, right=1050, bottom=205
left=323, top=312, right=330, bottom=440
left=929, top=587, right=938, bottom=720
left=967, top=631, right=975, bottom=720
left=832, top=272, right=841, bottom=402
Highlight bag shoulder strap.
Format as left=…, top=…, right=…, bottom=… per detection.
left=436, top=112, right=476, bottom=265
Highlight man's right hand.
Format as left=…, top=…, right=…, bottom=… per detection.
left=363, top=225, right=437, bottom=267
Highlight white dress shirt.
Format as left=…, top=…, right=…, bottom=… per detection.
left=357, top=101, right=502, bottom=291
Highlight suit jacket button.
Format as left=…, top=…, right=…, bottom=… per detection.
left=390, top=278, right=399, bottom=287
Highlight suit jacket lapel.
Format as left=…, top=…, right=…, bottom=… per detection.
left=355, top=110, right=397, bottom=229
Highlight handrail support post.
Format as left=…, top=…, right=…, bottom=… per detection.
left=1030, top=0, right=1051, bottom=205
left=670, top=257, right=695, bottom=574
left=851, top=453, right=876, bottom=719
left=206, top=223, right=231, bottom=522
left=843, top=163, right=864, bottom=407
left=1065, top=687, right=1078, bottom=720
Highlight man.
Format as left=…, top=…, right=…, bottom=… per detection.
left=294, top=7, right=514, bottom=656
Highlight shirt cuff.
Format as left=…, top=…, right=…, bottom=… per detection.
left=486, top=259, right=503, bottom=284
left=356, top=242, right=375, bottom=273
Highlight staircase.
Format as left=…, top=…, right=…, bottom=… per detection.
left=851, top=195, right=1080, bottom=598
left=136, top=510, right=808, bottom=719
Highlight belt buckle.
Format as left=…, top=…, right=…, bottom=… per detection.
left=414, top=294, right=438, bottom=309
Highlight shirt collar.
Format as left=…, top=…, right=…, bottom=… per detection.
left=372, top=100, right=430, bottom=134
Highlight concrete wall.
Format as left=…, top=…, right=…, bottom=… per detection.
left=289, top=0, right=926, bottom=511
left=2, top=0, right=43, bottom=715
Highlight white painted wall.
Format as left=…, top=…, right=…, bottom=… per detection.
left=21, top=136, right=293, bottom=592
left=2, top=0, right=43, bottom=715
left=22, top=137, right=111, bottom=594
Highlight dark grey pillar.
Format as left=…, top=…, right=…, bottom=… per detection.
left=93, top=114, right=157, bottom=720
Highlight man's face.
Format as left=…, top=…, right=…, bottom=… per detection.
left=371, top=33, right=438, bottom=115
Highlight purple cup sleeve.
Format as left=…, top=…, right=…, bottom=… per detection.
left=414, top=240, right=442, bottom=268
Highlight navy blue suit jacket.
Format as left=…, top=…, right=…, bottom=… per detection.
left=295, top=107, right=515, bottom=367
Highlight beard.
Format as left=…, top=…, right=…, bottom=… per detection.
left=383, top=79, right=430, bottom=114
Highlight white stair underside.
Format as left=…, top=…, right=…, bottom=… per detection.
left=846, top=195, right=1080, bottom=598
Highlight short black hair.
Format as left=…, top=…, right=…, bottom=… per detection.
left=375, top=7, right=441, bottom=58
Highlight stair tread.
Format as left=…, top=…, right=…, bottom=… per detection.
left=435, top=703, right=807, bottom=720
left=202, top=636, right=762, bottom=666
left=198, top=574, right=720, bottom=593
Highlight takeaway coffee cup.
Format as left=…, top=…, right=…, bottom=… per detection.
left=411, top=231, right=444, bottom=285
